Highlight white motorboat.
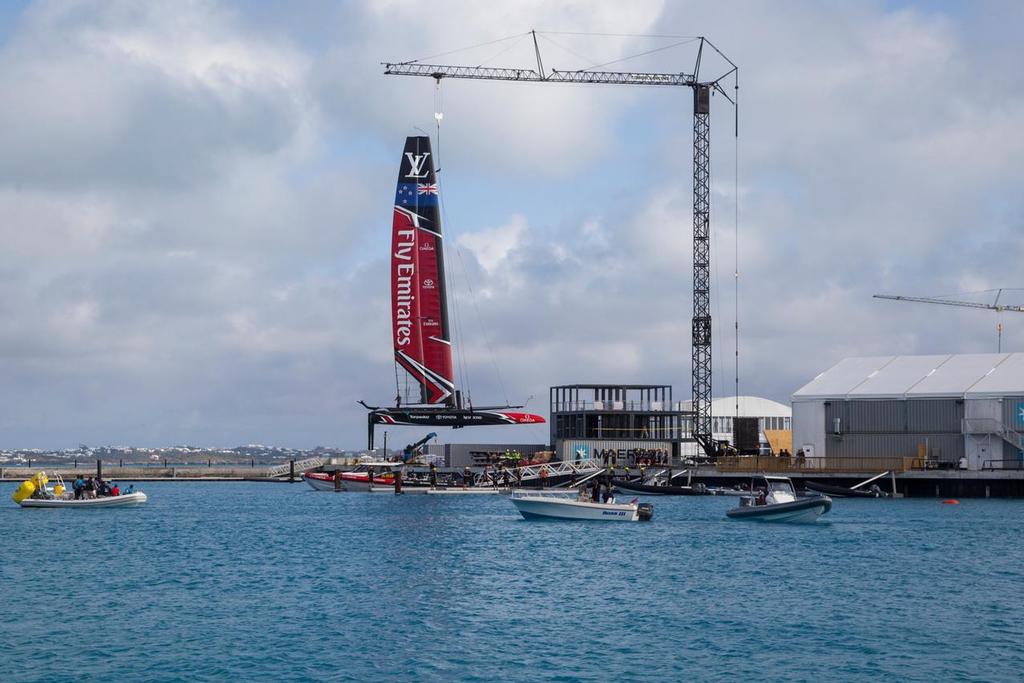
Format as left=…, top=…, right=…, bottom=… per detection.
left=726, top=476, right=831, bottom=523
left=510, top=490, right=653, bottom=522
left=12, top=472, right=146, bottom=508
left=19, top=492, right=148, bottom=508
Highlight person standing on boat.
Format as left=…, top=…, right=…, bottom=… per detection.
left=502, top=467, right=511, bottom=488
left=429, top=462, right=437, bottom=488
left=111, top=482, right=120, bottom=496
left=539, top=464, right=548, bottom=488
left=463, top=465, right=472, bottom=489
left=73, top=476, right=84, bottom=500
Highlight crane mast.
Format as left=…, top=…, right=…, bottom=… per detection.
left=383, top=34, right=736, bottom=458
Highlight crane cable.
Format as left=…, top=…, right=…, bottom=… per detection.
left=432, top=79, right=473, bottom=405
left=431, top=79, right=512, bottom=408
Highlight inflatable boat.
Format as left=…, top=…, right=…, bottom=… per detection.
left=726, top=476, right=831, bottom=523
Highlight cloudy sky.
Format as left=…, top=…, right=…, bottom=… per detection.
left=1, top=0, right=1022, bottom=449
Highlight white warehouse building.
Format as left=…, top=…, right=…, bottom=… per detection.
left=792, top=353, right=1024, bottom=470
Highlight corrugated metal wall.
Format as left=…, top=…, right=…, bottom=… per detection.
left=825, top=399, right=961, bottom=434
left=823, top=399, right=963, bottom=461
left=907, top=399, right=963, bottom=432
left=827, top=433, right=963, bottom=461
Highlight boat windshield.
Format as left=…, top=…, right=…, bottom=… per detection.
left=768, top=480, right=794, bottom=494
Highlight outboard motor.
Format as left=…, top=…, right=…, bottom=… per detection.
left=637, top=502, right=654, bottom=521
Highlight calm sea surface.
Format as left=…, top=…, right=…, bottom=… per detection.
left=1, top=482, right=1022, bottom=682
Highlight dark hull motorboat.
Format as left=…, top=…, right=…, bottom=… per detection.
left=805, top=481, right=887, bottom=498
left=726, top=495, right=832, bottom=523
left=611, top=478, right=708, bottom=496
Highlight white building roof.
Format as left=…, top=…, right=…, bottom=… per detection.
left=792, top=353, right=1024, bottom=400
left=681, top=396, right=791, bottom=417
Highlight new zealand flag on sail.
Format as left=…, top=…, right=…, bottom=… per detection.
left=395, top=182, right=438, bottom=207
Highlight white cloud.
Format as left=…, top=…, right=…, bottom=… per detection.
left=457, top=214, right=527, bottom=273
left=0, top=0, right=1023, bottom=448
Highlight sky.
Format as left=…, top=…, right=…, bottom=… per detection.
left=0, top=0, right=1022, bottom=450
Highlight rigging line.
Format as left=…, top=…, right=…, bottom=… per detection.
left=537, top=30, right=699, bottom=39
left=711, top=177, right=724, bottom=407
left=734, top=84, right=740, bottom=423
left=448, top=247, right=471, bottom=402
left=928, top=288, right=1008, bottom=301
left=394, top=346, right=402, bottom=403
left=475, top=32, right=532, bottom=67
left=438, top=181, right=472, bottom=402
left=431, top=94, right=472, bottom=403
left=404, top=32, right=531, bottom=64
left=455, top=245, right=510, bottom=407
left=537, top=33, right=600, bottom=68
left=429, top=83, right=508, bottom=408
left=577, top=37, right=701, bottom=72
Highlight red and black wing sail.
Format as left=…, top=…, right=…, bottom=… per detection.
left=364, top=136, right=546, bottom=449
left=392, top=136, right=455, bottom=406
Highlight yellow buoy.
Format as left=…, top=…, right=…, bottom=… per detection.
left=12, top=480, right=36, bottom=504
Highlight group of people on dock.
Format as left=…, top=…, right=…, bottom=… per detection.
left=72, top=476, right=131, bottom=499
left=598, top=449, right=670, bottom=467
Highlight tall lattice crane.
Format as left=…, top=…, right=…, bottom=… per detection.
left=383, top=31, right=737, bottom=458
left=874, top=290, right=1024, bottom=352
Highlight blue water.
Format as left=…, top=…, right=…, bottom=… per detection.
left=1, top=482, right=1022, bottom=682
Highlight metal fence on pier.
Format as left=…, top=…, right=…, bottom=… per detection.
left=716, top=455, right=916, bottom=473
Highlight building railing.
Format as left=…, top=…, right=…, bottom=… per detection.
left=551, top=400, right=688, bottom=413
left=716, top=456, right=915, bottom=473
left=555, top=427, right=685, bottom=440
left=962, top=418, right=1024, bottom=450
left=982, top=459, right=1024, bottom=471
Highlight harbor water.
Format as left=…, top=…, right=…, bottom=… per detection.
left=1, top=482, right=1022, bottom=682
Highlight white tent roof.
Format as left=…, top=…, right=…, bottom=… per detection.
left=681, top=396, right=790, bottom=417
left=793, top=353, right=1024, bottom=400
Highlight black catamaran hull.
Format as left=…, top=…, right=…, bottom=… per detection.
left=370, top=407, right=543, bottom=428
left=611, top=478, right=708, bottom=496
left=365, top=405, right=544, bottom=448
left=805, top=481, right=886, bottom=498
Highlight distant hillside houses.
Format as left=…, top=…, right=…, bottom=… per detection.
left=0, top=444, right=353, bottom=465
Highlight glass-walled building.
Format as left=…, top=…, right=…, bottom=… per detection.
left=550, top=384, right=693, bottom=464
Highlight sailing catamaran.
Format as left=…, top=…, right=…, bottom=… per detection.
left=360, top=136, right=544, bottom=447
